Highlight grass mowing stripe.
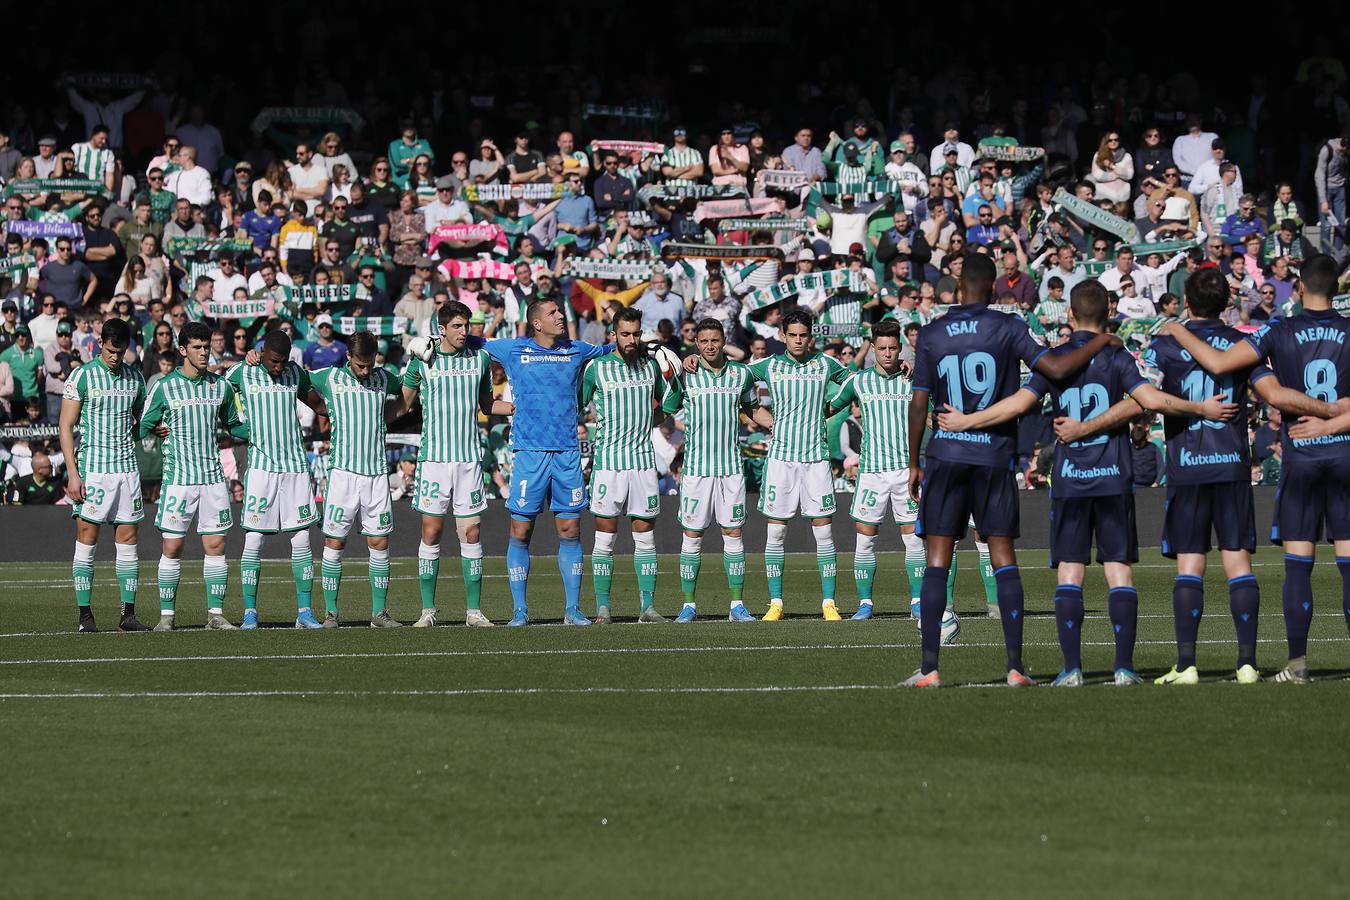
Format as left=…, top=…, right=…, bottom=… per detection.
left=0, top=684, right=894, bottom=700
left=4, top=636, right=1347, bottom=667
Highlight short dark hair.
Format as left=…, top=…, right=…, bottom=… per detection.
left=101, top=317, right=131, bottom=348
left=613, top=307, right=643, bottom=328
left=1047, top=276, right=1065, bottom=290
left=263, top=329, right=292, bottom=356
left=1301, top=253, right=1339, bottom=297
left=179, top=321, right=212, bottom=347
left=1184, top=267, right=1228, bottom=319
left=1069, top=280, right=1109, bottom=328
left=348, top=331, right=377, bottom=359
left=695, top=318, right=725, bottom=336
left=439, top=300, right=472, bottom=327
left=960, top=253, right=997, bottom=302
left=781, top=307, right=814, bottom=331
left=525, top=298, right=556, bottom=327
left=91, top=124, right=110, bottom=138
left=871, top=318, right=902, bottom=341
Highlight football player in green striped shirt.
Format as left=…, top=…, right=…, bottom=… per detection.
left=828, top=319, right=961, bottom=638
left=228, top=330, right=328, bottom=629
left=401, top=301, right=515, bottom=627
left=581, top=307, right=670, bottom=623
left=663, top=318, right=774, bottom=622
left=71, top=125, right=116, bottom=191
left=307, top=331, right=405, bottom=627
left=743, top=307, right=852, bottom=620
left=137, top=322, right=249, bottom=631
left=59, top=318, right=149, bottom=632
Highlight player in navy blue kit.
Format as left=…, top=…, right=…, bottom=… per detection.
left=453, top=299, right=614, bottom=627
left=1162, top=256, right=1350, bottom=683
left=937, top=281, right=1237, bottom=686
left=903, top=254, right=1120, bottom=688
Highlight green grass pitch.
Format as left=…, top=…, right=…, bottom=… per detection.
left=1, top=547, right=1348, bottom=898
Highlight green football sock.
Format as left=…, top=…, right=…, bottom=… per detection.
left=592, top=549, right=613, bottom=612
left=979, top=548, right=997, bottom=605
left=369, top=551, right=390, bottom=616
left=635, top=543, right=658, bottom=611
left=679, top=552, right=701, bottom=604
left=946, top=551, right=958, bottom=610
left=724, top=549, right=745, bottom=603
left=321, top=551, right=342, bottom=615
left=240, top=545, right=261, bottom=610
left=853, top=543, right=876, bottom=602
left=418, top=553, right=440, bottom=610
left=292, top=545, right=314, bottom=610
left=115, top=553, right=139, bottom=607
left=203, top=555, right=228, bottom=613
left=460, top=544, right=482, bottom=611
left=904, top=542, right=925, bottom=602
left=766, top=547, right=785, bottom=601
left=817, top=547, right=837, bottom=602
left=158, top=556, right=180, bottom=613
left=72, top=558, right=94, bottom=608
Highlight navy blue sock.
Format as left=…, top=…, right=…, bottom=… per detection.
left=507, top=537, right=531, bottom=614
left=1172, top=575, right=1204, bottom=669
left=1227, top=574, right=1260, bottom=668
left=1282, top=554, right=1314, bottom=661
left=1053, top=583, right=1084, bottom=672
left=1107, top=586, right=1138, bottom=672
left=1337, top=557, right=1350, bottom=639
left=994, top=565, right=1025, bottom=674
left=558, top=536, right=584, bottom=612
left=919, top=566, right=948, bottom=674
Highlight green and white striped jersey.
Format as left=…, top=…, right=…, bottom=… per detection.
left=137, top=370, right=244, bottom=485
left=63, top=358, right=146, bottom=475
left=660, top=144, right=703, bottom=188
left=581, top=353, right=666, bottom=471
left=662, top=360, right=756, bottom=477
left=402, top=347, right=491, bottom=464
left=830, top=366, right=913, bottom=472
left=71, top=142, right=114, bottom=181
left=226, top=361, right=312, bottom=474
left=310, top=365, right=400, bottom=476
left=748, top=353, right=850, bottom=463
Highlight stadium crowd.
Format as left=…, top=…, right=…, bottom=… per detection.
left=0, top=34, right=1344, bottom=506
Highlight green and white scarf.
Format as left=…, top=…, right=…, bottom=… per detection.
left=746, top=269, right=863, bottom=311
left=3, top=178, right=110, bottom=199
left=164, top=236, right=254, bottom=257
left=0, top=253, right=35, bottom=274
left=283, top=284, right=357, bottom=307
left=1053, top=188, right=1133, bottom=241
left=462, top=183, right=566, bottom=202
left=663, top=242, right=783, bottom=261
left=339, top=316, right=411, bottom=337
left=816, top=179, right=903, bottom=197
left=717, top=217, right=811, bottom=233
left=205, top=298, right=274, bottom=319
left=250, top=106, right=365, bottom=134
left=1129, top=238, right=1197, bottom=257
left=638, top=184, right=746, bottom=205
left=978, top=145, right=1045, bottom=163
left=564, top=258, right=661, bottom=280
left=933, top=303, right=1021, bottom=318
left=756, top=170, right=810, bottom=191
left=590, top=140, right=665, bottom=156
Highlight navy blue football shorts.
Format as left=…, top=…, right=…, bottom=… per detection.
left=1048, top=494, right=1139, bottom=566
left=1161, top=480, right=1256, bottom=557
left=1270, top=457, right=1350, bottom=544
left=916, top=458, right=1018, bottom=540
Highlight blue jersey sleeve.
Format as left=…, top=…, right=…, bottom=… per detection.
left=1022, top=371, right=1052, bottom=399
left=1250, top=362, right=1275, bottom=384
left=912, top=328, right=935, bottom=393
left=1244, top=323, right=1277, bottom=361
left=482, top=338, right=516, bottom=364
left=578, top=341, right=615, bottom=362
left=1008, top=316, right=1049, bottom=370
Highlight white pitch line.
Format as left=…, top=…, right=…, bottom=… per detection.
left=2, top=636, right=1348, bottom=667
left=0, top=684, right=892, bottom=700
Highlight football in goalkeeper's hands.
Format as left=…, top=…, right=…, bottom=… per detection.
left=407, top=336, right=435, bottom=363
